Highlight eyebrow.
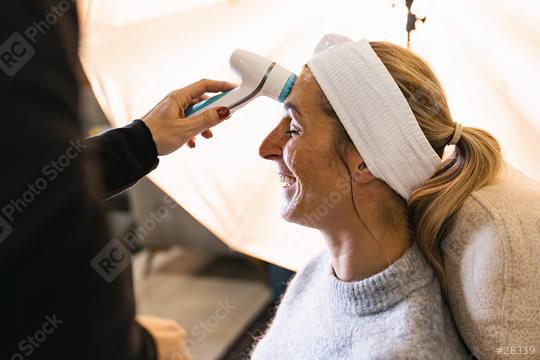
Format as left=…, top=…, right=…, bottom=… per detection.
left=284, top=102, right=302, bottom=117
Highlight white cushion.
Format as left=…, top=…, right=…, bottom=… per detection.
left=442, top=164, right=540, bottom=359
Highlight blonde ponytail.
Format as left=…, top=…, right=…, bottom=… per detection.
left=408, top=126, right=503, bottom=296
left=368, top=41, right=504, bottom=297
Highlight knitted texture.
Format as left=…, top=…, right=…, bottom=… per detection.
left=251, top=242, right=470, bottom=359
left=307, top=35, right=441, bottom=200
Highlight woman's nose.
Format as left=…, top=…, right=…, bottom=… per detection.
left=259, top=120, right=289, bottom=160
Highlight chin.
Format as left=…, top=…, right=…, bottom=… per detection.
left=280, top=184, right=324, bottom=228
left=280, top=202, right=320, bottom=229
left=280, top=204, right=297, bottom=223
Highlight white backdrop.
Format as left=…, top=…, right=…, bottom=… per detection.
left=79, top=0, right=540, bottom=271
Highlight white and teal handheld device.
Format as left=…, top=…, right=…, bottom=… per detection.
left=185, top=49, right=297, bottom=117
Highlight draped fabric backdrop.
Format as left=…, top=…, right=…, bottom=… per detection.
left=79, top=0, right=540, bottom=271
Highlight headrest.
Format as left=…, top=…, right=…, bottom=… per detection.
left=442, top=164, right=540, bottom=359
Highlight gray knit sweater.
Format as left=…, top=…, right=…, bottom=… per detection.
left=251, top=242, right=470, bottom=359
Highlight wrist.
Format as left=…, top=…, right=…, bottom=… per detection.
left=136, top=119, right=161, bottom=157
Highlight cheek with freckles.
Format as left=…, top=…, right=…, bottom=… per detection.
left=282, top=133, right=339, bottom=218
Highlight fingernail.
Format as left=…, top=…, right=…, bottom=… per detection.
left=217, top=107, right=230, bottom=120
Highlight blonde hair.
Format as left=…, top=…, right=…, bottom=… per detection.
left=319, top=41, right=503, bottom=297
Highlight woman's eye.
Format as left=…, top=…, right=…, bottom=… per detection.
left=286, top=122, right=301, bottom=136
left=285, top=129, right=300, bottom=136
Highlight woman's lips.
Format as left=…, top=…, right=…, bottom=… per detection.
left=279, top=174, right=297, bottom=188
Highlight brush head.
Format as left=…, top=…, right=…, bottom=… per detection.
left=277, top=73, right=297, bottom=103
left=260, top=62, right=297, bottom=103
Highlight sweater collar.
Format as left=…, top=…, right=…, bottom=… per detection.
left=325, top=241, right=435, bottom=316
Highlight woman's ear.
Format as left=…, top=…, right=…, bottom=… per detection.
left=344, top=146, right=375, bottom=185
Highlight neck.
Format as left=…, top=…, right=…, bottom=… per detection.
left=320, top=206, right=412, bottom=282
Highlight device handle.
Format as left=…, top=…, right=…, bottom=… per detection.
left=184, top=90, right=232, bottom=117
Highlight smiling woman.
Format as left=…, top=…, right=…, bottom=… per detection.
left=250, top=34, right=485, bottom=359
left=260, top=75, right=347, bottom=228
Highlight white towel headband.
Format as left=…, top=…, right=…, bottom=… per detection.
left=307, top=34, right=442, bottom=200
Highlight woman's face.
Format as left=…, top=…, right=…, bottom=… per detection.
left=259, top=68, right=351, bottom=227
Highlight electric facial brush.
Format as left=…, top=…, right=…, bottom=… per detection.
left=184, top=49, right=297, bottom=117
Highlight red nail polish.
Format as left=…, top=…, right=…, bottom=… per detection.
left=217, top=107, right=230, bottom=120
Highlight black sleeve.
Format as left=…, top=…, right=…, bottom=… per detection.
left=0, top=1, right=157, bottom=359
left=86, top=120, right=159, bottom=199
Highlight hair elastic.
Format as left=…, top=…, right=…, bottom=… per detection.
left=448, top=122, right=462, bottom=145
